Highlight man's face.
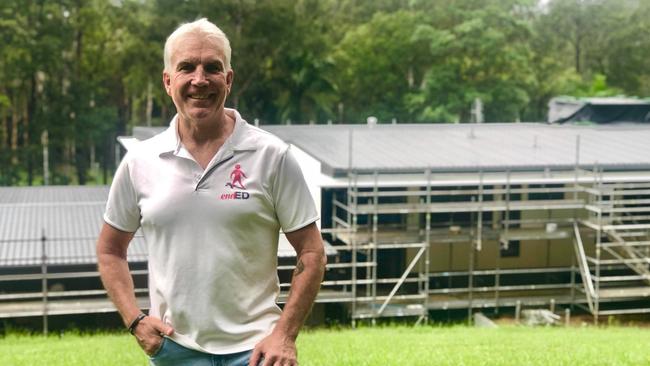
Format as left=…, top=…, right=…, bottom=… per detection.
left=163, top=34, right=233, bottom=126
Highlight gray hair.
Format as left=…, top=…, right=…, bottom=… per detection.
left=163, top=18, right=232, bottom=73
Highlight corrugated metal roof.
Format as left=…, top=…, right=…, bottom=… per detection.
left=0, top=186, right=332, bottom=267
left=262, top=123, right=650, bottom=175
left=133, top=126, right=166, bottom=141
left=0, top=186, right=146, bottom=267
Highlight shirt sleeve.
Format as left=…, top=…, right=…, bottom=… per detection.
left=272, top=146, right=319, bottom=233
left=103, top=153, right=141, bottom=233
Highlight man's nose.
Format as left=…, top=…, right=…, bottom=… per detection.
left=191, top=67, right=208, bottom=86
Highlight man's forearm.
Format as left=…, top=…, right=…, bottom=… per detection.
left=249, top=224, right=325, bottom=366
left=274, top=250, right=326, bottom=340
left=96, top=223, right=141, bottom=326
left=98, top=252, right=142, bottom=326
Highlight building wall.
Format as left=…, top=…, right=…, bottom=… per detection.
left=402, top=184, right=587, bottom=273
left=322, top=177, right=616, bottom=284
left=422, top=238, right=574, bottom=273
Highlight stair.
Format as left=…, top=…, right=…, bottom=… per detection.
left=578, top=180, right=650, bottom=316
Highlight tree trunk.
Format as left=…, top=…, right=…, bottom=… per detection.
left=146, top=79, right=153, bottom=126
left=131, top=94, right=137, bottom=124
left=73, top=5, right=84, bottom=184
left=11, top=95, right=19, bottom=165
left=231, top=0, right=244, bottom=109
left=90, top=142, right=95, bottom=168
left=161, top=103, right=168, bottom=124
left=23, top=94, right=33, bottom=185
left=1, top=105, right=6, bottom=149
left=572, top=11, right=583, bottom=74
left=64, top=139, right=73, bottom=183
left=575, top=37, right=581, bottom=74
left=113, top=86, right=129, bottom=175
left=118, top=92, right=129, bottom=137
left=102, top=136, right=110, bottom=184
left=75, top=142, right=87, bottom=185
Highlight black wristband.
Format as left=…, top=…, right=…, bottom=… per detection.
left=128, top=313, right=147, bottom=335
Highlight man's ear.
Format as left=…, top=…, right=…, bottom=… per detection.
left=162, top=71, right=172, bottom=96
left=226, top=69, right=234, bottom=93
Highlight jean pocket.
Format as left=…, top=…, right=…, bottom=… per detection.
left=148, top=337, right=168, bottom=358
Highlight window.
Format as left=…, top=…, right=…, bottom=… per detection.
left=500, top=240, right=520, bottom=257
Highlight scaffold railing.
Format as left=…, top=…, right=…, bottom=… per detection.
left=576, top=167, right=650, bottom=321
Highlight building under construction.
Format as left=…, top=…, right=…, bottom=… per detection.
left=266, top=122, right=650, bottom=324
left=2, top=122, right=650, bottom=328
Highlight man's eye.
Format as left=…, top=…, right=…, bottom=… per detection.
left=205, top=64, right=223, bottom=73
left=179, top=64, right=194, bottom=72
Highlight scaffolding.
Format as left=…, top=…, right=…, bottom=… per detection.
left=3, top=168, right=650, bottom=327
left=576, top=168, right=650, bottom=321
left=320, top=166, right=650, bottom=324
left=325, top=170, right=433, bottom=325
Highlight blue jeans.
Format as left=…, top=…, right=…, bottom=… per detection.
left=149, top=338, right=257, bottom=366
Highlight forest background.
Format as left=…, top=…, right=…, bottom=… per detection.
left=1, top=0, right=649, bottom=186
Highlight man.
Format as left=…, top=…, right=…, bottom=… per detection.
left=97, top=18, right=326, bottom=366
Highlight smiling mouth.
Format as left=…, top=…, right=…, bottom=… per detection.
left=188, top=94, right=212, bottom=100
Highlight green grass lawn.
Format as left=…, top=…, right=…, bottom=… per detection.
left=2, top=325, right=650, bottom=366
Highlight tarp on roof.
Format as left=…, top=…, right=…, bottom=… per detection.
left=549, top=97, right=650, bottom=124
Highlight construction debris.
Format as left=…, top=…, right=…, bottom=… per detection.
left=521, top=309, right=561, bottom=326
left=474, top=312, right=498, bottom=328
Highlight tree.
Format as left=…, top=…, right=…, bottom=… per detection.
left=0, top=0, right=648, bottom=185
left=409, top=0, right=535, bottom=122
left=599, top=1, right=650, bottom=97
left=333, top=10, right=430, bottom=123
left=526, top=0, right=645, bottom=120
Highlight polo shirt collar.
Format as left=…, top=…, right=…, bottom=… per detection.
left=227, top=109, right=258, bottom=151
left=157, top=109, right=257, bottom=157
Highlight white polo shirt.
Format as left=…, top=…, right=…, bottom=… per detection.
left=104, top=109, right=319, bottom=354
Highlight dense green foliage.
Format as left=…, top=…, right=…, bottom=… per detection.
left=1, top=0, right=649, bottom=185
left=2, top=326, right=650, bottom=365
